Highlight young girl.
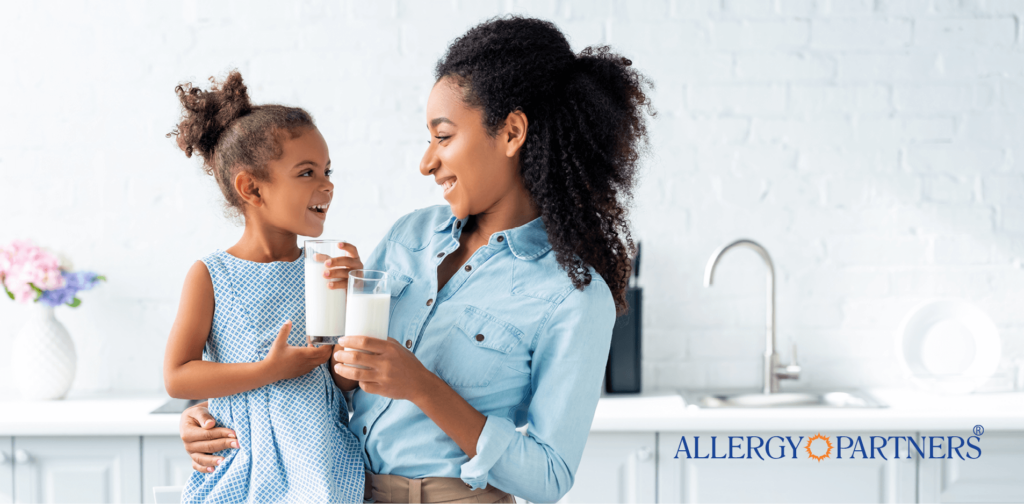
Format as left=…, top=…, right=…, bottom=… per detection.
left=163, top=71, right=365, bottom=503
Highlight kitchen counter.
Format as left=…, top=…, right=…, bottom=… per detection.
left=591, top=388, right=1024, bottom=432
left=1, top=388, right=1022, bottom=436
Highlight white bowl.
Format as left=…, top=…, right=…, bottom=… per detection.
left=896, top=299, right=1001, bottom=394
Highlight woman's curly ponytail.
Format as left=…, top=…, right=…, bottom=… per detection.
left=436, top=16, right=654, bottom=314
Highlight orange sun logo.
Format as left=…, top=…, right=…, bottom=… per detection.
left=805, top=433, right=833, bottom=462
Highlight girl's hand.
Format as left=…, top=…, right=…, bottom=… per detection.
left=263, top=321, right=333, bottom=381
left=332, top=336, right=436, bottom=402
left=321, top=242, right=363, bottom=290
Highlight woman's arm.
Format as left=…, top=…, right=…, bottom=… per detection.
left=163, top=261, right=333, bottom=400
left=334, top=283, right=616, bottom=502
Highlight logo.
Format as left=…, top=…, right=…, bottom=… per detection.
left=805, top=433, right=832, bottom=462
left=673, top=426, right=983, bottom=461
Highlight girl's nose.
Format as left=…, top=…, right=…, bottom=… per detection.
left=420, top=143, right=440, bottom=176
left=323, top=178, right=334, bottom=193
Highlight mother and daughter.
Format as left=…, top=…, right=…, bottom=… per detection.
left=163, top=16, right=653, bottom=504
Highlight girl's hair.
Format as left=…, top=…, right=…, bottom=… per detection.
left=168, top=70, right=315, bottom=218
left=435, top=16, right=654, bottom=314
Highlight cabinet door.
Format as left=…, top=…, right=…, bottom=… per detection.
left=141, top=436, right=194, bottom=503
left=559, top=432, right=656, bottom=503
left=1, top=437, right=11, bottom=504
left=13, top=436, right=141, bottom=504
left=918, top=431, right=1024, bottom=502
left=658, top=431, right=916, bottom=503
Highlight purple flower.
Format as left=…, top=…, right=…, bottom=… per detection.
left=37, top=271, right=104, bottom=307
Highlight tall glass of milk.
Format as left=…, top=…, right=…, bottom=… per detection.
left=344, top=270, right=390, bottom=368
left=304, top=240, right=347, bottom=346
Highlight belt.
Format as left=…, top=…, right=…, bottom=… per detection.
left=364, top=471, right=513, bottom=503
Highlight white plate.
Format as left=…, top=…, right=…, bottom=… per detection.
left=896, top=299, right=1001, bottom=394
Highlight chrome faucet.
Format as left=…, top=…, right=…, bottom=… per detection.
left=703, top=239, right=800, bottom=394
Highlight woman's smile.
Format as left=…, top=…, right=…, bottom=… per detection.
left=439, top=177, right=458, bottom=197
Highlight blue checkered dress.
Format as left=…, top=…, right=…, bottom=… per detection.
left=181, top=250, right=365, bottom=504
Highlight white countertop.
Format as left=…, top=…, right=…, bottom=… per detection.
left=1, top=389, right=1022, bottom=436
left=591, top=388, right=1024, bottom=432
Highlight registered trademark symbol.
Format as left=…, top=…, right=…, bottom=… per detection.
left=973, top=425, right=984, bottom=436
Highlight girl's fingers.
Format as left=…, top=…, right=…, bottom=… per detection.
left=190, top=452, right=225, bottom=472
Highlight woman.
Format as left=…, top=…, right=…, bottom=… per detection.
left=178, top=16, right=653, bottom=503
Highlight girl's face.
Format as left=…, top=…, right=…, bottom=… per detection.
left=254, top=127, right=333, bottom=237
left=420, top=78, right=521, bottom=219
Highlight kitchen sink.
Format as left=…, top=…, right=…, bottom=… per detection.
left=677, top=389, right=886, bottom=408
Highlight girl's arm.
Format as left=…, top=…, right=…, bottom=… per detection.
left=163, top=261, right=333, bottom=400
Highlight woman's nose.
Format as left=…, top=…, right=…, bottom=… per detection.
left=420, top=144, right=439, bottom=176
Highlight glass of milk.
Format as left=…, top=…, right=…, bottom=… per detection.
left=344, top=270, right=390, bottom=368
left=304, top=240, right=347, bottom=346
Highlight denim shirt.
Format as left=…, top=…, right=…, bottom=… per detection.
left=349, top=205, right=616, bottom=503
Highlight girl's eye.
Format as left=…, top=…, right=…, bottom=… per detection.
left=299, top=170, right=312, bottom=177
left=325, top=168, right=333, bottom=177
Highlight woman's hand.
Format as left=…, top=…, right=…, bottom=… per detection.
left=263, top=321, right=334, bottom=381
left=333, top=336, right=437, bottom=402
left=322, top=242, right=363, bottom=290
left=179, top=401, right=238, bottom=472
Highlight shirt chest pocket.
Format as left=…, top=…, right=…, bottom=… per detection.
left=435, top=306, right=525, bottom=389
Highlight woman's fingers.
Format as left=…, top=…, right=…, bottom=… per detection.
left=333, top=362, right=375, bottom=381
left=335, top=241, right=361, bottom=260
left=324, top=256, right=362, bottom=273
left=190, top=452, right=224, bottom=472
left=333, top=348, right=375, bottom=367
left=185, top=436, right=239, bottom=454
left=338, top=335, right=388, bottom=353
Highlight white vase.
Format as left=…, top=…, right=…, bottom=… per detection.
left=12, top=304, right=77, bottom=400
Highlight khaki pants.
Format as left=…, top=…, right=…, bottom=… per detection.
left=365, top=471, right=515, bottom=503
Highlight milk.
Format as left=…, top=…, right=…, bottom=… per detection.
left=304, top=261, right=346, bottom=346
left=344, top=293, right=390, bottom=339
left=343, top=293, right=390, bottom=368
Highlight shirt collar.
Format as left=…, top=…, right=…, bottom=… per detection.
left=433, top=211, right=553, bottom=261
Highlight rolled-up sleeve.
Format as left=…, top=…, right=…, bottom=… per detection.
left=458, top=279, right=616, bottom=502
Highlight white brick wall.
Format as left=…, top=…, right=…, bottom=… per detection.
left=0, top=0, right=1021, bottom=396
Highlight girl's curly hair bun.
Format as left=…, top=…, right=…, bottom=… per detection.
left=169, top=70, right=253, bottom=169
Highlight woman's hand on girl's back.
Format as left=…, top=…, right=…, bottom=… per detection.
left=323, top=242, right=362, bottom=290
left=262, top=321, right=334, bottom=380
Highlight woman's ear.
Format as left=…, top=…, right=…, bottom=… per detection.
left=234, top=171, right=263, bottom=207
left=503, top=110, right=528, bottom=158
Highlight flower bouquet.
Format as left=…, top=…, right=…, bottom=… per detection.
left=0, top=240, right=105, bottom=400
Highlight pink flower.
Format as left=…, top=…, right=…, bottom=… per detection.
left=0, top=240, right=66, bottom=304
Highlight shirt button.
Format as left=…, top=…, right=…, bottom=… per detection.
left=362, top=426, right=367, bottom=435
left=464, top=265, right=472, bottom=272
left=456, top=221, right=462, bottom=229
left=405, top=339, right=413, bottom=349
left=497, top=236, right=504, bottom=243
left=426, top=298, right=434, bottom=306
left=437, top=252, right=445, bottom=258
left=475, top=334, right=485, bottom=342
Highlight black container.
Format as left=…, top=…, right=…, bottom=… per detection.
left=605, top=286, right=642, bottom=393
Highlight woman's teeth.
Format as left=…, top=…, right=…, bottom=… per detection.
left=308, top=203, right=329, bottom=214
left=443, top=179, right=457, bottom=195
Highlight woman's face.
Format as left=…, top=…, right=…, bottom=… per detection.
left=420, top=77, right=521, bottom=220
left=252, top=127, right=334, bottom=237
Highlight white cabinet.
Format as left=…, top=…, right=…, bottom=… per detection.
left=1, top=437, right=12, bottom=504
left=12, top=436, right=140, bottom=504
left=559, top=432, right=657, bottom=504
left=919, top=431, right=1024, bottom=503
left=657, top=431, right=916, bottom=503
left=141, top=436, right=194, bottom=503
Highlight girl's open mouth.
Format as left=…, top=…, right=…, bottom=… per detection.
left=308, top=203, right=329, bottom=218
